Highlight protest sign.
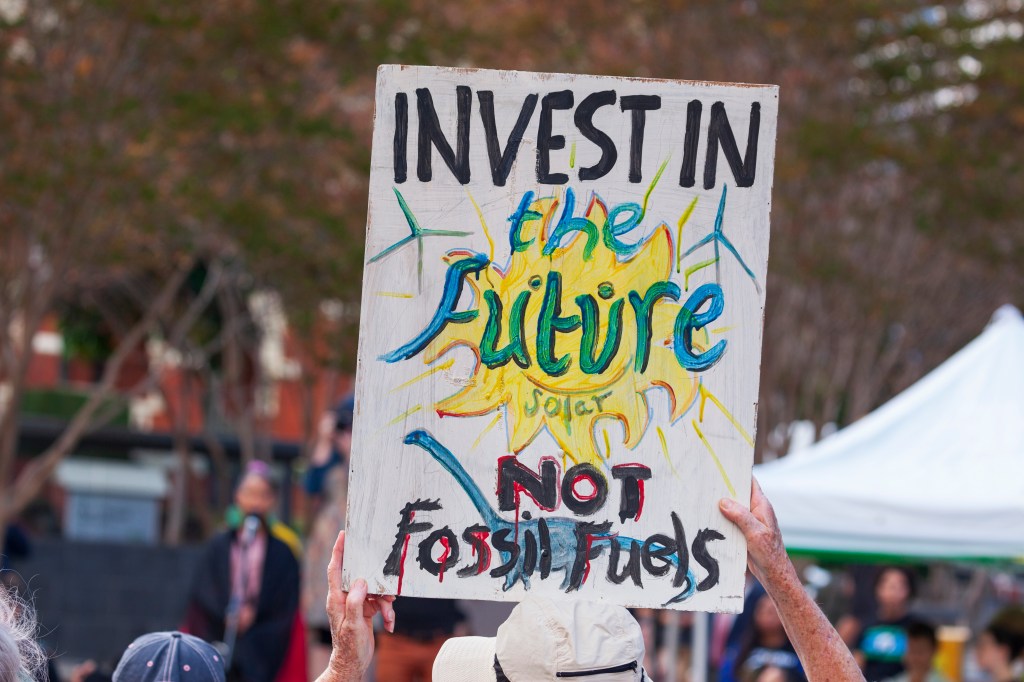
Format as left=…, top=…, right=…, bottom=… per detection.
left=344, top=65, right=777, bottom=612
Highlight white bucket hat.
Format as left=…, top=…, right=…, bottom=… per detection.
left=432, top=596, right=651, bottom=682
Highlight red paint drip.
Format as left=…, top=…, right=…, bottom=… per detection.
left=582, top=534, right=597, bottom=585
left=635, top=479, right=645, bottom=521
left=437, top=536, right=452, bottom=583
left=514, top=493, right=521, bottom=542
left=396, top=534, right=411, bottom=596
left=582, top=533, right=617, bottom=586
left=473, top=531, right=492, bottom=574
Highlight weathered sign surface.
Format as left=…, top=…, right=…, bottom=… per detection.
left=344, top=65, right=778, bottom=612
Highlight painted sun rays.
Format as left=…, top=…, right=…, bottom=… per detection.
left=381, top=173, right=758, bottom=496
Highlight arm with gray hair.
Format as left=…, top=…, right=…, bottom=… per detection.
left=719, top=479, right=865, bottom=682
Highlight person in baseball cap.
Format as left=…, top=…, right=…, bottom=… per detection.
left=431, top=595, right=650, bottom=682
left=112, top=631, right=225, bottom=682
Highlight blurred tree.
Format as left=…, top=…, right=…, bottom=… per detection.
left=737, top=0, right=1024, bottom=453
left=1, top=0, right=1021, bottom=540
left=0, top=0, right=374, bottom=533
left=0, top=0, right=484, bottom=536
left=350, top=0, right=1023, bottom=453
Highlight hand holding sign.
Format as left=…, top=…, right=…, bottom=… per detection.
left=718, top=478, right=790, bottom=587
left=719, top=481, right=865, bottom=681
left=318, top=531, right=395, bottom=682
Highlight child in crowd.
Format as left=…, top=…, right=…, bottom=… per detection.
left=974, top=607, right=1024, bottom=682
left=856, top=566, right=916, bottom=681
left=720, top=594, right=805, bottom=682
left=882, top=619, right=949, bottom=682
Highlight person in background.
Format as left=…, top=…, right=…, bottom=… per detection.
left=184, top=462, right=300, bottom=682
left=719, top=593, right=805, bottom=682
left=303, top=398, right=353, bottom=675
left=882, top=619, right=949, bottom=682
left=67, top=661, right=110, bottom=682
left=719, top=580, right=769, bottom=676
left=223, top=462, right=307, bottom=682
left=376, top=597, right=466, bottom=681
left=711, top=579, right=756, bottom=675
left=974, top=607, right=1024, bottom=682
left=304, top=396, right=353, bottom=515
left=854, top=566, right=917, bottom=681
left=1, top=526, right=31, bottom=574
left=837, top=565, right=885, bottom=648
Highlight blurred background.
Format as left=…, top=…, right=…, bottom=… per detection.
left=0, top=1, right=1021, bottom=681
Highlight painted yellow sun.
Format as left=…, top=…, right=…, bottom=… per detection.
left=418, top=192, right=704, bottom=467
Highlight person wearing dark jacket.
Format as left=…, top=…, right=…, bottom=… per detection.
left=184, top=463, right=299, bottom=682
left=719, top=592, right=805, bottom=682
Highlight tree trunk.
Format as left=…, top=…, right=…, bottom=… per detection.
left=162, top=376, right=190, bottom=546
left=201, top=423, right=232, bottom=534
left=0, top=264, right=191, bottom=529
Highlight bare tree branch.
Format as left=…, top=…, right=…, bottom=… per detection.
left=0, top=260, right=194, bottom=523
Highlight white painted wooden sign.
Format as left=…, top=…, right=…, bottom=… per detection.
left=344, top=65, right=777, bottom=612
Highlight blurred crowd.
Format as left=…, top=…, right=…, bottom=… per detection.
left=708, top=567, right=1024, bottom=682
left=1, top=397, right=1023, bottom=682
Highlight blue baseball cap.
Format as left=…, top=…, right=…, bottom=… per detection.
left=112, top=632, right=225, bottom=682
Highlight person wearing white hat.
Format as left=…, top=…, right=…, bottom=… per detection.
left=431, top=596, right=650, bottom=681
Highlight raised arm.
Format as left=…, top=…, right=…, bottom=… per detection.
left=316, top=531, right=396, bottom=682
left=719, top=479, right=864, bottom=682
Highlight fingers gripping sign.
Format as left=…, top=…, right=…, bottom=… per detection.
left=718, top=478, right=788, bottom=584
left=318, top=531, right=396, bottom=682
left=718, top=478, right=866, bottom=682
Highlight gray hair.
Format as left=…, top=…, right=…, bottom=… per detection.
left=0, top=585, right=45, bottom=682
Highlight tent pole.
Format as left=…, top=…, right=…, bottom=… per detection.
left=691, top=611, right=709, bottom=682
left=662, top=611, right=678, bottom=682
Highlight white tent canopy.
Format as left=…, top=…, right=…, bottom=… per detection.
left=755, top=305, right=1024, bottom=562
